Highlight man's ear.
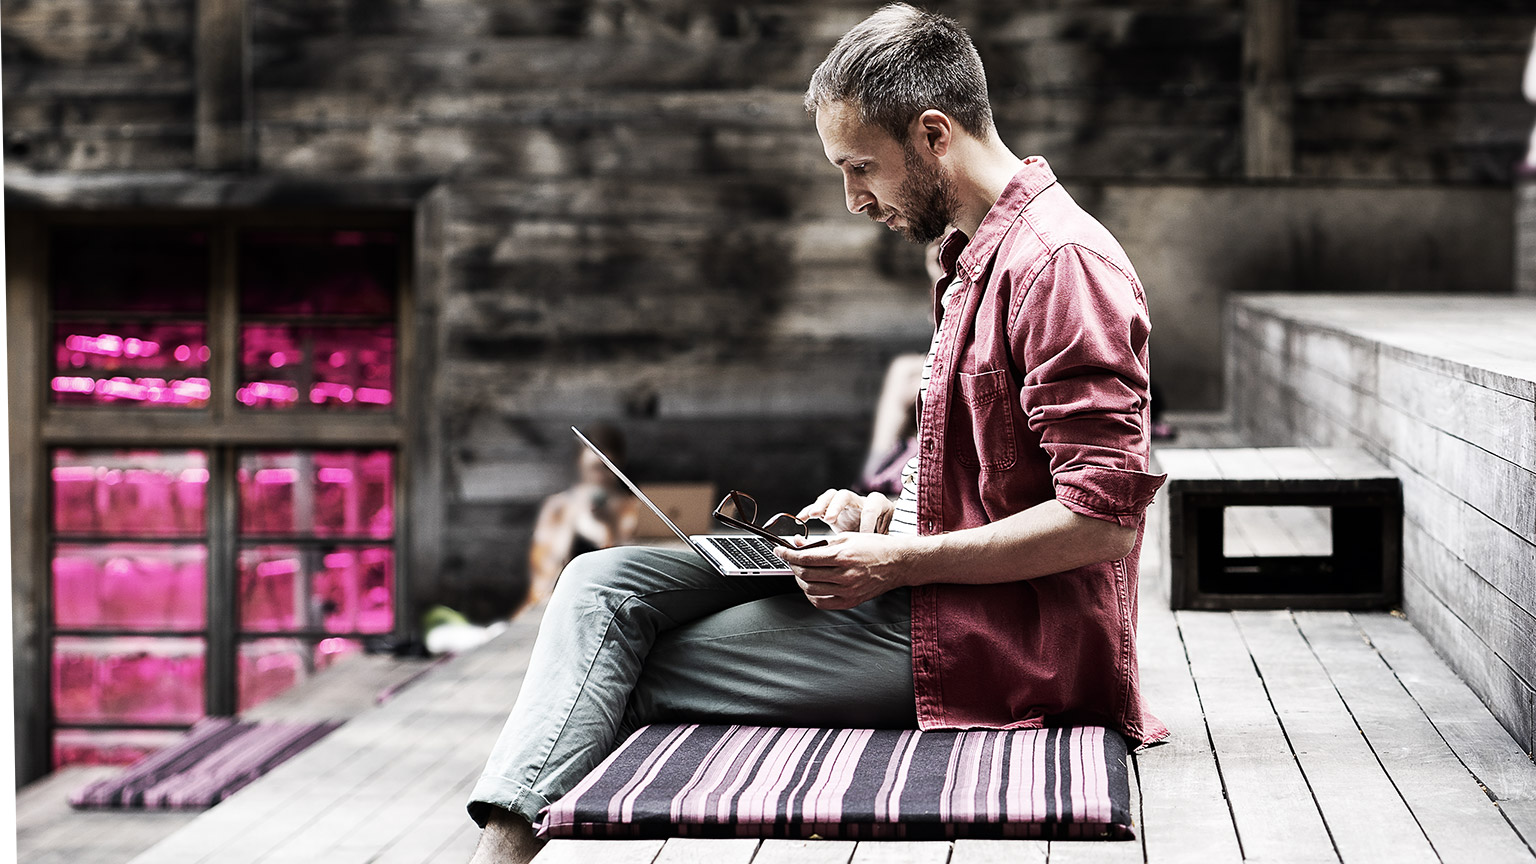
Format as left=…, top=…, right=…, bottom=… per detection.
left=913, top=109, right=954, bottom=158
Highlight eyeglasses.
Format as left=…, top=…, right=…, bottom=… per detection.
left=713, top=490, right=832, bottom=549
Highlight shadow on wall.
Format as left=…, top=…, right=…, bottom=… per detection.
left=1080, top=182, right=1515, bottom=412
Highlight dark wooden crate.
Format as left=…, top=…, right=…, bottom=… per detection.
left=1157, top=447, right=1402, bottom=611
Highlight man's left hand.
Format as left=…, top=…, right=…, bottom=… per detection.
left=775, top=532, right=921, bottom=610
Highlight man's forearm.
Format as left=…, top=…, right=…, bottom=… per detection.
left=900, top=499, right=1137, bottom=587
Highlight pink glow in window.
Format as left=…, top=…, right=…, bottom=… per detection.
left=239, top=229, right=398, bottom=317
left=237, top=637, right=363, bottom=713
left=239, top=450, right=393, bottom=538
left=239, top=545, right=393, bottom=634
left=52, top=321, right=210, bottom=408
left=237, top=325, right=393, bottom=410
left=53, top=450, right=208, bottom=537
left=54, top=544, right=206, bottom=631
left=52, top=637, right=205, bottom=725
left=53, top=728, right=185, bottom=769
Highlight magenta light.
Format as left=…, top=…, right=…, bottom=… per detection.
left=197, top=346, right=211, bottom=362
left=270, top=352, right=287, bottom=368
left=51, top=376, right=95, bottom=394
left=174, top=345, right=192, bottom=362
left=179, top=468, right=210, bottom=484
left=328, top=352, right=347, bottom=368
left=316, top=467, right=353, bottom=484
left=355, top=387, right=392, bottom=405
left=322, top=551, right=355, bottom=568
left=361, top=547, right=391, bottom=564
left=255, top=558, right=300, bottom=577
left=254, top=467, right=299, bottom=485
left=51, top=466, right=97, bottom=482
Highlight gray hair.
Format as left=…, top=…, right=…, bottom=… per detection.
left=805, top=3, right=994, bottom=142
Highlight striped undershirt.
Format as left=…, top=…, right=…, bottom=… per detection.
left=889, top=279, right=963, bottom=537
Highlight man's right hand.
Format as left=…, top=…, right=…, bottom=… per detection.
left=797, top=489, right=894, bottom=534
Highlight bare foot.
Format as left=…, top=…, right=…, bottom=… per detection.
left=469, top=809, right=545, bottom=864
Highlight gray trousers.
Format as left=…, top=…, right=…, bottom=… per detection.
left=466, top=546, right=916, bottom=827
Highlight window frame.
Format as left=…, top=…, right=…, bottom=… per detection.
left=20, top=209, right=414, bottom=762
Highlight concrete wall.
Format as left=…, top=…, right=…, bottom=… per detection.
left=1228, top=293, right=1536, bottom=756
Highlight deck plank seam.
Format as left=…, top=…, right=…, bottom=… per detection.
left=1346, top=612, right=1536, bottom=859
left=1171, top=611, right=1247, bottom=862
left=1291, top=611, right=1446, bottom=862
left=1230, top=611, right=1345, bottom=863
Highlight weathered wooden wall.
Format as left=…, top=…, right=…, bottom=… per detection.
left=4, top=0, right=1533, bottom=620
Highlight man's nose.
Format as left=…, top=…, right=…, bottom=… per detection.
left=845, top=180, right=873, bottom=215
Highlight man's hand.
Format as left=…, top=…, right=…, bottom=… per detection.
left=775, top=532, right=922, bottom=610
left=797, top=489, right=895, bottom=534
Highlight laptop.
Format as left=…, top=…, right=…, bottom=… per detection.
left=572, top=426, right=812, bottom=576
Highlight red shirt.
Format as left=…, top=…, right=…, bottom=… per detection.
left=911, top=157, right=1168, bottom=746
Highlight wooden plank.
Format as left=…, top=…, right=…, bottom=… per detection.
left=533, top=839, right=665, bottom=864
left=1234, top=611, right=1437, bottom=862
left=750, top=839, right=858, bottom=864
left=1242, top=0, right=1294, bottom=178
left=194, top=0, right=249, bottom=169
left=1131, top=604, right=1244, bottom=863
left=949, top=839, right=1046, bottom=864
left=1176, top=611, right=1337, bottom=862
left=1355, top=612, right=1536, bottom=802
left=654, top=838, right=760, bottom=864
left=1311, top=448, right=1394, bottom=481
left=1153, top=448, right=1224, bottom=481
left=1270, top=504, right=1332, bottom=556
left=848, top=841, right=952, bottom=863
left=1258, top=446, right=1333, bottom=481
left=1502, top=800, right=1536, bottom=853
left=1207, top=447, right=1282, bottom=481
left=1294, top=612, right=1534, bottom=864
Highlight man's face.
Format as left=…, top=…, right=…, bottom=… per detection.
left=815, top=101, right=957, bottom=244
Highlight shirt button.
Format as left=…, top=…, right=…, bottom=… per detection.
left=925, top=520, right=935, bottom=532
left=923, top=439, right=934, bottom=452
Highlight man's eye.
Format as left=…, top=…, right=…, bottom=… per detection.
left=852, top=163, right=868, bottom=174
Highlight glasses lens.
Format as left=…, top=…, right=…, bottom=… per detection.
left=718, top=491, right=756, bottom=525
left=762, top=513, right=809, bottom=538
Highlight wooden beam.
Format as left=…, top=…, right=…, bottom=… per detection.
left=1242, top=0, right=1294, bottom=179
left=195, top=0, right=250, bottom=171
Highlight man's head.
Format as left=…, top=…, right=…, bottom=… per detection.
left=805, top=4, right=993, bottom=243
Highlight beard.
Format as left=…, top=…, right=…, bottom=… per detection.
left=884, top=142, right=959, bottom=244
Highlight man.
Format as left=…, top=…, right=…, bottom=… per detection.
left=468, top=5, right=1164, bottom=861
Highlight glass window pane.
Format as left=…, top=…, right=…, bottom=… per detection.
left=53, top=728, right=186, bottom=769
left=51, top=227, right=209, bottom=314
left=52, top=321, right=210, bottom=408
left=52, top=636, right=205, bottom=725
left=237, top=637, right=363, bottom=714
left=238, top=325, right=393, bottom=410
left=239, top=545, right=393, bottom=634
left=54, top=543, right=206, bottom=631
left=53, top=450, right=208, bottom=537
left=239, top=450, right=394, bottom=538
left=239, top=229, right=398, bottom=317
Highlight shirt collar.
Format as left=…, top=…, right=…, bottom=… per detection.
left=945, top=156, right=1058, bottom=285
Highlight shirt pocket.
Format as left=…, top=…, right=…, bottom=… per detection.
left=954, top=368, right=1018, bottom=471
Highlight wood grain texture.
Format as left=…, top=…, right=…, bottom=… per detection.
left=1177, top=611, right=1337, bottom=863
left=1234, top=611, right=1437, bottom=863
left=749, top=839, right=858, bottom=864
left=1295, top=611, right=1534, bottom=864
left=533, top=840, right=665, bottom=864
left=653, top=838, right=760, bottom=864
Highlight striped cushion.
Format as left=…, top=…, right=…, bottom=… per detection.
left=538, top=724, right=1134, bottom=840
left=69, top=718, right=341, bottom=809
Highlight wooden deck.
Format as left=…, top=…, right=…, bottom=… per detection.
left=22, top=431, right=1536, bottom=863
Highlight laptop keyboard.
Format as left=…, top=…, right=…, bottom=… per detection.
left=706, top=536, right=786, bottom=571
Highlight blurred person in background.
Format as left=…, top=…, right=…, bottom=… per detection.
left=524, top=423, right=640, bottom=609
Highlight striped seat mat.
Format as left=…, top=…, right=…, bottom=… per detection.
left=69, top=717, right=341, bottom=809
left=538, top=724, right=1134, bottom=841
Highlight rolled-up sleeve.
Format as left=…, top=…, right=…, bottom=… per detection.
left=1013, top=243, right=1166, bottom=526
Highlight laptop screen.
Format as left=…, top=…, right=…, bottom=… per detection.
left=571, top=426, right=696, bottom=548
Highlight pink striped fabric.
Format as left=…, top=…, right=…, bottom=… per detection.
left=69, top=718, right=341, bottom=809
left=538, top=724, right=1134, bottom=841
